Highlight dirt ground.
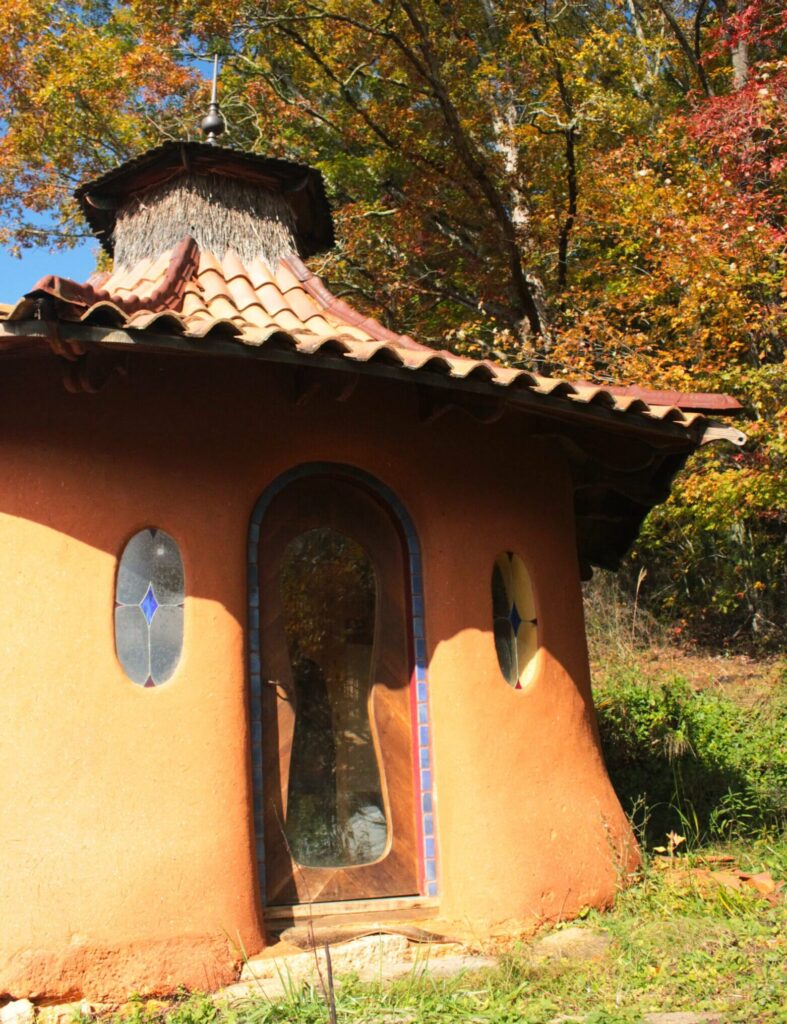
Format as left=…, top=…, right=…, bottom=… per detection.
left=590, top=645, right=785, bottom=706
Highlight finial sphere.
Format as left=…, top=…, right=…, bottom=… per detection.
left=201, top=103, right=226, bottom=142
left=201, top=55, right=226, bottom=144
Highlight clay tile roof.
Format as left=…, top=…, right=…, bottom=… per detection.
left=0, top=238, right=745, bottom=439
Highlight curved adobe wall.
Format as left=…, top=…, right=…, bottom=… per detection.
left=421, top=453, right=639, bottom=925
left=0, top=353, right=636, bottom=1000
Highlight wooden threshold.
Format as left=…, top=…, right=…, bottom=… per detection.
left=265, top=894, right=438, bottom=923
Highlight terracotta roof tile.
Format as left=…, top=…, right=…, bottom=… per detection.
left=251, top=281, right=290, bottom=318
left=205, top=294, right=243, bottom=322
left=198, top=271, right=233, bottom=305
left=248, top=257, right=279, bottom=290
left=181, top=287, right=210, bottom=318
left=234, top=303, right=277, bottom=331
left=273, top=260, right=307, bottom=294
left=223, top=271, right=264, bottom=314
left=269, top=307, right=309, bottom=333
left=0, top=235, right=743, bottom=434
left=282, top=285, right=325, bottom=323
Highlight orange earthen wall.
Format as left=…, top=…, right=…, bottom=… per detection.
left=0, top=352, right=637, bottom=1001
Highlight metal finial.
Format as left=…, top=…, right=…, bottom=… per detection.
left=201, top=55, right=226, bottom=145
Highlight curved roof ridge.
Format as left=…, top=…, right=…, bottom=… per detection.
left=282, top=253, right=428, bottom=353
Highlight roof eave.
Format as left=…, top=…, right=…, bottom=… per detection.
left=0, top=317, right=747, bottom=450
left=0, top=318, right=747, bottom=576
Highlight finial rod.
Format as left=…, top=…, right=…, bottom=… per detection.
left=210, top=54, right=219, bottom=105
left=201, top=54, right=226, bottom=146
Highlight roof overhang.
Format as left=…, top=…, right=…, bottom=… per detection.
left=0, top=317, right=746, bottom=577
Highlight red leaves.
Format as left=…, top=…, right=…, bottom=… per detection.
left=687, top=69, right=787, bottom=222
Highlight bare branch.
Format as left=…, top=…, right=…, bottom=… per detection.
left=651, top=0, right=714, bottom=96
left=398, top=0, right=544, bottom=335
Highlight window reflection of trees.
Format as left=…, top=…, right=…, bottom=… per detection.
left=279, top=527, right=388, bottom=867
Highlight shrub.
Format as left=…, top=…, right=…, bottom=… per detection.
left=595, top=675, right=787, bottom=844
left=629, top=364, right=787, bottom=654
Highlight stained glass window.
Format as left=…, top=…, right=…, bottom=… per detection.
left=115, top=529, right=184, bottom=687
left=492, top=551, right=538, bottom=690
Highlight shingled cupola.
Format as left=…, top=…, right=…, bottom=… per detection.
left=75, top=141, right=335, bottom=270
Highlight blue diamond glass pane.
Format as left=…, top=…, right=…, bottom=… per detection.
left=140, top=584, right=159, bottom=625
left=508, top=601, right=523, bottom=635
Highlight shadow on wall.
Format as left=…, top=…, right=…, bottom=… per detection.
left=0, top=350, right=600, bottom=722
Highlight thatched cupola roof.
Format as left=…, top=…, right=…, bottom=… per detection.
left=75, top=141, right=334, bottom=269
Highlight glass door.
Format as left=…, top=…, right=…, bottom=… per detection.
left=258, top=475, right=419, bottom=905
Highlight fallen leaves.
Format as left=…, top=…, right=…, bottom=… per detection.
left=653, top=856, right=784, bottom=907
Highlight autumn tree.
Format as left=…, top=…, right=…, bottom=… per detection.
left=0, top=0, right=783, bottom=644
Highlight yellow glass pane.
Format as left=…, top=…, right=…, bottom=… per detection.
left=516, top=621, right=538, bottom=676
left=492, top=551, right=538, bottom=689
left=510, top=554, right=536, bottom=622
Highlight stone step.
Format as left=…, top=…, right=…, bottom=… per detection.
left=214, top=934, right=498, bottom=1004
left=239, top=932, right=410, bottom=983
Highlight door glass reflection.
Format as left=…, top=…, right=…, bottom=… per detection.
left=279, top=527, right=388, bottom=866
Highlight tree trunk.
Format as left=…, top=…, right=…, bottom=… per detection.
left=731, top=0, right=749, bottom=89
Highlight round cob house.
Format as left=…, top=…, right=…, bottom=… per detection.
left=0, top=129, right=745, bottom=1000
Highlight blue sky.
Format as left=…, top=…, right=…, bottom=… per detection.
left=0, top=55, right=217, bottom=306
left=0, top=240, right=98, bottom=305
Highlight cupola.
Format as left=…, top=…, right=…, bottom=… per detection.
left=75, top=141, right=334, bottom=270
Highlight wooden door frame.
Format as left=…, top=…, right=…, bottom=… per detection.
left=248, top=463, right=438, bottom=908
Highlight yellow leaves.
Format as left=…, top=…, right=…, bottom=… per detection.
left=559, top=118, right=786, bottom=393
left=653, top=831, right=686, bottom=856
left=0, top=1, right=207, bottom=256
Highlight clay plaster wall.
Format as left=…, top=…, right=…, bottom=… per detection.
left=0, top=352, right=636, bottom=1000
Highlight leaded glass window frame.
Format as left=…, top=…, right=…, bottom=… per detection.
left=115, top=528, right=185, bottom=688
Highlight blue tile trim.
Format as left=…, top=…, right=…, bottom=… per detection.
left=248, top=462, right=438, bottom=905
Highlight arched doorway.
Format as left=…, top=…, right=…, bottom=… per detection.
left=248, top=466, right=436, bottom=906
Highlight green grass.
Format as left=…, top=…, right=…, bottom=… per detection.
left=100, top=634, right=785, bottom=1024
left=93, top=837, right=786, bottom=1024
left=595, top=674, right=787, bottom=844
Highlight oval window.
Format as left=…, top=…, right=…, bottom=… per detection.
left=115, top=529, right=184, bottom=687
left=492, top=551, right=538, bottom=690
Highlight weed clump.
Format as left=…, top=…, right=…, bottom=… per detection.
left=596, top=675, right=787, bottom=845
